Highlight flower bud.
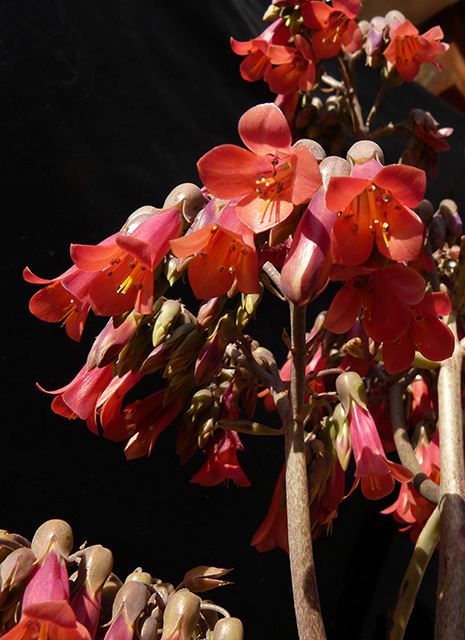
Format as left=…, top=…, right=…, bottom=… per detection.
left=293, top=138, right=326, bottom=162
left=31, top=519, right=73, bottom=561
left=79, top=545, right=114, bottom=597
left=335, top=371, right=369, bottom=414
left=414, top=199, right=435, bottom=222
left=183, top=566, right=233, bottom=593
left=319, top=156, right=351, bottom=190
left=432, top=212, right=447, bottom=249
left=153, top=300, right=182, bottom=347
left=163, top=183, right=207, bottom=223
left=440, top=199, right=462, bottom=238
left=123, top=206, right=159, bottom=235
left=0, top=547, right=35, bottom=590
left=111, top=580, right=149, bottom=624
left=346, top=140, right=384, bottom=165
left=160, top=588, right=201, bottom=640
left=213, top=617, right=244, bottom=640
left=281, top=190, right=337, bottom=305
left=331, top=403, right=352, bottom=471
left=197, top=296, right=227, bottom=331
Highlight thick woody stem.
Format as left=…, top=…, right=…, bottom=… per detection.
left=435, top=316, right=465, bottom=640
left=285, top=303, right=326, bottom=640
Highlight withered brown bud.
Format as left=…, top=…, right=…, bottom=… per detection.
left=183, top=566, right=233, bottom=593
left=213, top=617, right=244, bottom=640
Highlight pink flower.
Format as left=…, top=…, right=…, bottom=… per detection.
left=266, top=35, right=318, bottom=95
left=190, top=430, right=250, bottom=487
left=383, top=20, right=448, bottom=82
left=197, top=103, right=321, bottom=233
left=336, top=372, right=413, bottom=500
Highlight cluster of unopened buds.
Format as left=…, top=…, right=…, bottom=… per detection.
left=22, top=0, right=461, bottom=601
left=0, top=519, right=242, bottom=640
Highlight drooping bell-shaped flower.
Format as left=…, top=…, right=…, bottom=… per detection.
left=336, top=372, right=413, bottom=500
left=302, top=0, right=363, bottom=59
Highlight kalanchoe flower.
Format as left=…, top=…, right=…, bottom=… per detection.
left=190, top=429, right=250, bottom=487
left=383, top=20, right=448, bottom=82
left=266, top=34, right=319, bottom=96
left=326, top=159, right=426, bottom=265
left=69, top=206, right=182, bottom=317
left=302, top=0, right=363, bottom=59
left=197, top=103, right=322, bottom=233
left=251, top=465, right=288, bottom=552
left=402, top=109, right=453, bottom=180
left=382, top=292, right=455, bottom=373
left=336, top=372, right=413, bottom=499
left=170, top=200, right=259, bottom=299
left=230, top=18, right=290, bottom=83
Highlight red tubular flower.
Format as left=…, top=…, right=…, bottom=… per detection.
left=383, top=20, right=448, bottom=82
left=170, top=200, right=259, bottom=299
left=326, top=160, right=426, bottom=265
left=197, top=103, right=321, bottom=233
left=69, top=206, right=182, bottom=317
left=24, top=264, right=92, bottom=342
left=230, top=18, right=290, bottom=83
left=382, top=292, right=455, bottom=373
left=103, top=389, right=186, bottom=459
left=266, top=35, right=318, bottom=95
left=251, top=465, right=288, bottom=552
left=190, top=429, right=250, bottom=487
left=324, top=262, right=426, bottom=343
left=336, top=372, right=413, bottom=500
left=302, top=0, right=363, bottom=59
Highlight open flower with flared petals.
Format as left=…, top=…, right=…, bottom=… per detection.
left=302, top=0, right=363, bottom=59
left=383, top=20, right=448, bottom=82
left=69, top=206, right=182, bottom=317
left=382, top=292, right=454, bottom=373
left=103, top=389, right=186, bottom=459
left=230, top=18, right=290, bottom=83
left=266, top=35, right=318, bottom=95
left=23, top=264, right=92, bottom=342
left=336, top=372, right=413, bottom=500
left=170, top=199, right=259, bottom=299
left=324, top=262, right=426, bottom=344
left=326, top=160, right=426, bottom=265
left=191, top=429, right=250, bottom=487
left=197, top=103, right=321, bottom=233
left=2, top=538, right=91, bottom=640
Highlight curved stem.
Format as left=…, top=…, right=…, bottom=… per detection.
left=285, top=303, right=326, bottom=640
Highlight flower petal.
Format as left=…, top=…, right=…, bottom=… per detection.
left=239, top=103, right=292, bottom=154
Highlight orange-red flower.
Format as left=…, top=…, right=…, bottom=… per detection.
left=302, top=0, right=363, bottom=59
left=197, top=103, right=321, bottom=233
left=170, top=199, right=259, bottom=299
left=266, top=35, right=318, bottom=95
left=326, top=160, right=426, bottom=265
left=383, top=20, right=448, bottom=82
left=251, top=465, right=288, bottom=552
left=190, top=429, right=250, bottom=487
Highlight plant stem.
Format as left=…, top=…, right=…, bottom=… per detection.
left=286, top=303, right=326, bottom=640
left=435, top=314, right=465, bottom=640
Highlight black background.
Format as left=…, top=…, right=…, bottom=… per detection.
left=4, top=1, right=465, bottom=638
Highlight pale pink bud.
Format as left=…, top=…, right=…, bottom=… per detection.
left=160, top=588, right=201, bottom=640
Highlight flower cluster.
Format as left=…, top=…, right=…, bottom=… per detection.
left=0, top=519, right=241, bottom=640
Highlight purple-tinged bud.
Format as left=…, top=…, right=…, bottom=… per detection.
left=281, top=190, right=337, bottom=305
left=31, top=520, right=73, bottom=562
left=0, top=547, right=35, bottom=591
left=385, top=9, right=406, bottom=25
left=87, top=313, right=141, bottom=369
left=335, top=371, right=369, bottom=414
left=346, top=140, right=384, bottom=165
left=195, top=313, right=237, bottom=385
left=183, top=566, right=233, bottom=593
left=160, top=589, right=201, bottom=640
left=163, top=183, right=207, bottom=223
left=364, top=16, right=386, bottom=57
left=213, top=617, right=244, bottom=640
left=414, top=199, right=435, bottom=222
left=432, top=212, right=447, bottom=249
left=197, top=296, right=227, bottom=331
left=319, top=156, right=351, bottom=190
left=153, top=300, right=182, bottom=347
left=293, top=138, right=326, bottom=162
left=164, top=328, right=204, bottom=377
left=440, top=199, right=462, bottom=238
